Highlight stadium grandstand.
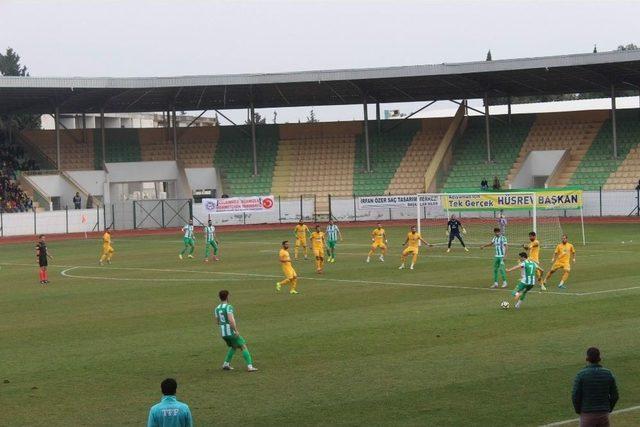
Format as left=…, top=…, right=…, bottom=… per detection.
left=1, top=49, right=640, bottom=233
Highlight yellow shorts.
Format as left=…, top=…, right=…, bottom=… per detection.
left=402, top=247, right=419, bottom=256
left=313, top=247, right=324, bottom=258
left=282, top=265, right=297, bottom=279
left=295, top=238, right=307, bottom=247
left=371, top=241, right=387, bottom=250
left=551, top=262, right=570, bottom=272
left=102, top=245, right=114, bottom=254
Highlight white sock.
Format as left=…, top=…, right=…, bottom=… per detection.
left=503, top=281, right=508, bottom=286
left=366, top=257, right=370, bottom=262
left=494, top=282, right=498, bottom=286
left=380, top=255, right=384, bottom=261
left=410, top=264, right=414, bottom=268
left=223, top=362, right=230, bottom=367
left=515, top=300, right=522, bottom=308
left=559, top=281, right=564, bottom=286
left=247, top=364, right=253, bottom=369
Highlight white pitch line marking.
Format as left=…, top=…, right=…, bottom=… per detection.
left=540, top=404, right=640, bottom=426
left=60, top=266, right=239, bottom=283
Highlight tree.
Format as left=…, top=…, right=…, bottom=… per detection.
left=617, top=43, right=638, bottom=51
left=0, top=47, right=41, bottom=131
left=306, top=109, right=318, bottom=123
left=485, top=50, right=492, bottom=61
left=245, top=112, right=266, bottom=125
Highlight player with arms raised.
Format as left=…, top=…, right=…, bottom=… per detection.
left=214, top=290, right=258, bottom=372
left=399, top=225, right=431, bottom=270
left=446, top=214, right=468, bottom=253
left=366, top=222, right=387, bottom=263
left=481, top=227, right=508, bottom=288
left=542, top=234, right=576, bottom=289
left=506, top=252, right=544, bottom=309
left=293, top=220, right=310, bottom=260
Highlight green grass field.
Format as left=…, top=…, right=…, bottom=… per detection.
left=2, top=222, right=640, bottom=426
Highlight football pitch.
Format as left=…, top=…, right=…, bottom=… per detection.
left=1, top=222, right=639, bottom=426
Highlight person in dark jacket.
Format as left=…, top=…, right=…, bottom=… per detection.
left=572, top=347, right=619, bottom=427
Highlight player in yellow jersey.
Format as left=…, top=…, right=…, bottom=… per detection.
left=293, top=220, right=310, bottom=260
left=523, top=231, right=545, bottom=290
left=99, top=228, right=114, bottom=265
left=276, top=241, right=298, bottom=294
left=542, top=234, right=576, bottom=289
left=310, top=225, right=326, bottom=274
left=399, top=225, right=431, bottom=270
left=366, top=222, right=387, bottom=263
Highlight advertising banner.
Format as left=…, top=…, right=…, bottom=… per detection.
left=202, top=195, right=275, bottom=214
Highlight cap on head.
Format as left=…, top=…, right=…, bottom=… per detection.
left=161, top=378, right=177, bottom=396
left=586, top=347, right=601, bottom=363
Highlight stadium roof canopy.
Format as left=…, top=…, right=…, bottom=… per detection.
left=2, top=50, right=640, bottom=115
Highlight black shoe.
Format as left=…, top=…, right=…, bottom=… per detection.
left=44, top=280, right=49, bottom=284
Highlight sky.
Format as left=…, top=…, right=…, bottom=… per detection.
left=1, top=0, right=639, bottom=122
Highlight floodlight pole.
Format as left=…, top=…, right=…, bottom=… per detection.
left=363, top=98, right=371, bottom=173
left=172, top=108, right=178, bottom=160
left=54, top=107, right=61, bottom=170
left=484, top=94, right=491, bottom=162
left=100, top=109, right=106, bottom=169
left=611, top=84, right=618, bottom=159
left=250, top=103, right=258, bottom=176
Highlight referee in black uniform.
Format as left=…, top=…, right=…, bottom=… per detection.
left=446, top=214, right=469, bottom=253
left=36, top=235, right=53, bottom=285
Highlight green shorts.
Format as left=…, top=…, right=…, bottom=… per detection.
left=512, top=282, right=534, bottom=296
left=327, top=240, right=337, bottom=249
left=223, top=335, right=246, bottom=349
left=183, top=237, right=195, bottom=246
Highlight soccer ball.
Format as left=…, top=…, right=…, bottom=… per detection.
left=500, top=301, right=510, bottom=310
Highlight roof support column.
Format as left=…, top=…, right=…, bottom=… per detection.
left=484, top=94, right=491, bottom=163
left=100, top=109, right=106, bottom=169
left=375, top=102, right=381, bottom=135
left=611, top=84, right=618, bottom=159
left=250, top=103, right=258, bottom=176
left=54, top=107, right=61, bottom=171
left=507, top=96, right=512, bottom=124
left=81, top=113, right=87, bottom=144
left=363, top=98, right=371, bottom=173
left=172, top=108, right=178, bottom=161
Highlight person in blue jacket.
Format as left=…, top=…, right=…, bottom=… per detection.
left=147, top=378, right=193, bottom=427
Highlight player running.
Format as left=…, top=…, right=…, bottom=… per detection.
left=506, top=252, right=544, bottom=309
left=179, top=219, right=195, bottom=260
left=310, top=225, right=326, bottom=273
left=36, top=234, right=53, bottom=285
left=446, top=214, right=469, bottom=253
left=523, top=231, right=545, bottom=290
left=399, top=225, right=431, bottom=270
left=214, top=290, right=258, bottom=372
left=481, top=227, right=508, bottom=288
left=542, top=234, right=576, bottom=289
left=325, top=220, right=342, bottom=263
left=99, top=228, right=114, bottom=266
left=293, top=220, right=310, bottom=260
left=276, top=240, right=298, bottom=294
left=366, top=222, right=387, bottom=263
left=203, top=220, right=219, bottom=262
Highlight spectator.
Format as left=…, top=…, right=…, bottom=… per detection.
left=73, top=192, right=82, bottom=209
left=481, top=178, right=489, bottom=191
left=572, top=347, right=619, bottom=427
left=147, top=378, right=193, bottom=427
left=635, top=179, right=640, bottom=190
left=86, top=194, right=94, bottom=209
left=492, top=176, right=501, bottom=191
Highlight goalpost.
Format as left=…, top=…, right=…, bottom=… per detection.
left=415, top=191, right=585, bottom=248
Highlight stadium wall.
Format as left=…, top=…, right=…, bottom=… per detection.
left=0, top=189, right=637, bottom=237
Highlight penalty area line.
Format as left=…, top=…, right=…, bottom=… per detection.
left=59, top=266, right=241, bottom=282
left=540, top=404, right=640, bottom=426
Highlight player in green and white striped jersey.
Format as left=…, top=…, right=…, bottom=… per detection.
left=179, top=219, right=195, bottom=259
left=203, top=220, right=219, bottom=262
left=325, top=220, right=342, bottom=263
left=507, top=252, right=544, bottom=309
left=481, top=227, right=508, bottom=289
left=214, top=290, right=257, bottom=372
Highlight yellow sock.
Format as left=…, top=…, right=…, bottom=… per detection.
left=291, top=278, right=297, bottom=291
left=294, top=247, right=299, bottom=258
